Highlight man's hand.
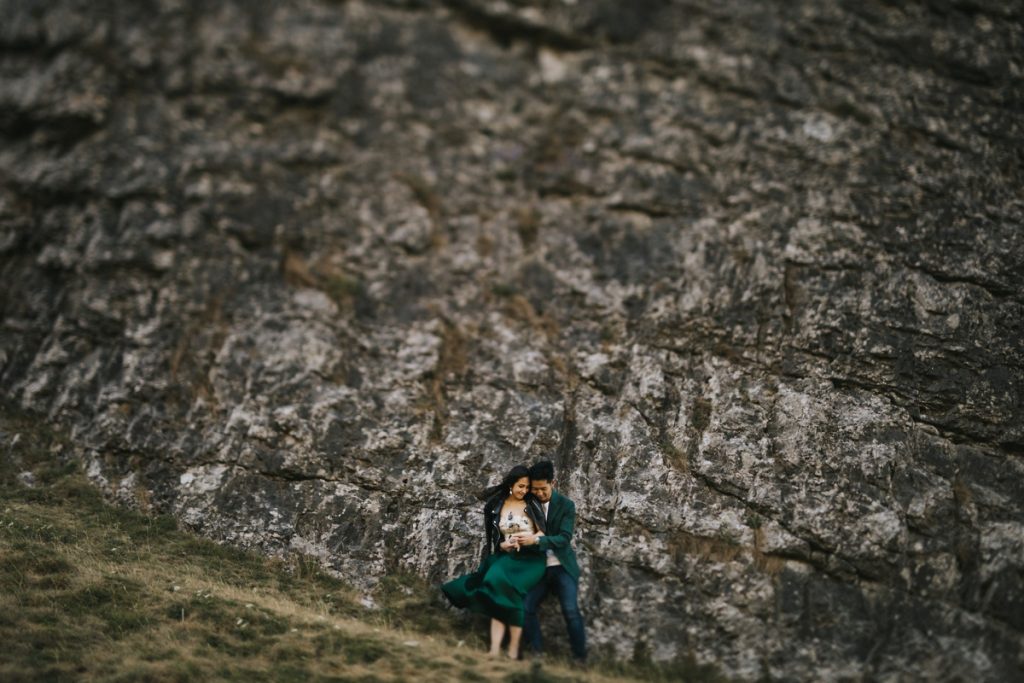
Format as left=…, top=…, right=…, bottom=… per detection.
left=513, top=533, right=539, bottom=546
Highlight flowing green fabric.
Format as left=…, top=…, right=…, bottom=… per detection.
left=442, top=548, right=546, bottom=626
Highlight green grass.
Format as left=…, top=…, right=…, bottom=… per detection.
left=0, top=405, right=719, bottom=682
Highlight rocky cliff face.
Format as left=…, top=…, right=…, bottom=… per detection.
left=2, top=0, right=1022, bottom=679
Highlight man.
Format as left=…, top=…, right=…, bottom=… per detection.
left=516, top=460, right=587, bottom=664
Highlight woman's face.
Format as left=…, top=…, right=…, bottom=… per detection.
left=510, top=477, right=529, bottom=500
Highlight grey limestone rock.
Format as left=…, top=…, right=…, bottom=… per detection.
left=2, top=0, right=1022, bottom=679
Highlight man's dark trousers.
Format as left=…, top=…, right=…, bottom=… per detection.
left=523, top=566, right=586, bottom=661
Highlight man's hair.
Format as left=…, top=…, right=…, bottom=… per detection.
left=529, top=460, right=555, bottom=482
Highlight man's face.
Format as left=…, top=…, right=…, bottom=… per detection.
left=530, top=479, right=553, bottom=503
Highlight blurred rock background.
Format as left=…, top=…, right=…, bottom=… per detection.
left=1, top=0, right=1022, bottom=679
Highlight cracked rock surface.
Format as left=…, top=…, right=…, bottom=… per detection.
left=2, top=0, right=1023, bottom=679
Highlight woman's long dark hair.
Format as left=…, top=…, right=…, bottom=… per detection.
left=479, top=464, right=530, bottom=502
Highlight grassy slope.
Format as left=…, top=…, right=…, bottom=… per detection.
left=0, top=409, right=722, bottom=682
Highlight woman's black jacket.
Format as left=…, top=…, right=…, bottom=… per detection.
left=482, top=493, right=547, bottom=558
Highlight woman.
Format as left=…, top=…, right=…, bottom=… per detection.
left=442, top=464, right=547, bottom=659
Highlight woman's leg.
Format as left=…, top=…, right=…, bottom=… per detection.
left=489, top=618, right=506, bottom=656
left=507, top=625, right=523, bottom=659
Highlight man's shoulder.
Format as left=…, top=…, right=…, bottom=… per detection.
left=553, top=490, right=576, bottom=511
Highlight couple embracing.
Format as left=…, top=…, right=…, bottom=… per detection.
left=441, top=460, right=587, bottom=664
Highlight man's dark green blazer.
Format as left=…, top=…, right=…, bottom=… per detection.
left=536, top=490, right=581, bottom=581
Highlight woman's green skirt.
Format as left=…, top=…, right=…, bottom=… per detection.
left=442, top=549, right=546, bottom=626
